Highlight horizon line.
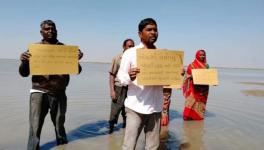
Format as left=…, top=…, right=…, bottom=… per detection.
left=2, top=58, right=264, bottom=70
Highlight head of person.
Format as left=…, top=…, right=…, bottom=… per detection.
left=122, top=39, right=134, bottom=51
left=138, top=18, right=158, bottom=48
left=40, top=20, right=57, bottom=42
left=195, top=49, right=206, bottom=63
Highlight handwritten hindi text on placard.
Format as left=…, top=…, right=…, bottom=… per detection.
left=29, top=44, right=78, bottom=75
left=137, top=49, right=184, bottom=86
left=192, top=69, right=219, bottom=85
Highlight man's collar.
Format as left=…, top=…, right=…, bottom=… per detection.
left=41, top=39, right=59, bottom=44
left=139, top=42, right=156, bottom=49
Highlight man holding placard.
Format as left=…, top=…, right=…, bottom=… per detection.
left=117, top=18, right=163, bottom=150
left=19, top=20, right=83, bottom=150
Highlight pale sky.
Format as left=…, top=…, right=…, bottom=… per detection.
left=1, top=0, right=263, bottom=68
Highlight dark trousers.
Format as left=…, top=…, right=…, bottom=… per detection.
left=27, top=92, right=68, bottom=150
left=109, top=86, right=127, bottom=124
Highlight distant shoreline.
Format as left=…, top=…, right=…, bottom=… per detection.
left=239, top=82, right=264, bottom=86
left=1, top=58, right=264, bottom=70
left=242, top=90, right=264, bottom=97
left=239, top=82, right=264, bottom=97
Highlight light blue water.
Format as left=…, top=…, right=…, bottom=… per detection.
left=0, top=59, right=264, bottom=150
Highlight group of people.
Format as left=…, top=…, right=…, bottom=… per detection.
left=19, top=18, right=210, bottom=150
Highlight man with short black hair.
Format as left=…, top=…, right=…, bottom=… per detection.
left=19, top=19, right=83, bottom=150
left=117, top=18, right=163, bottom=150
left=108, top=38, right=134, bottom=134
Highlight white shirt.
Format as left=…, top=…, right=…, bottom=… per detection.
left=117, top=43, right=163, bottom=114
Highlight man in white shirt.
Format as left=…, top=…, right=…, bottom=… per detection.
left=117, top=18, right=163, bottom=150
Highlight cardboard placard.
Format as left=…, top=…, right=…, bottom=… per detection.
left=29, top=44, right=78, bottom=75
left=192, top=69, right=219, bottom=85
left=137, top=49, right=184, bottom=86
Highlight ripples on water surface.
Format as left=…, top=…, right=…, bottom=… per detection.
left=0, top=60, right=263, bottom=150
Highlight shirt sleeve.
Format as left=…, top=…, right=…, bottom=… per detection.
left=109, top=57, right=117, bottom=75
left=117, top=51, right=131, bottom=86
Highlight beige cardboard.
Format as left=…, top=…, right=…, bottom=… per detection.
left=137, top=49, right=184, bottom=86
left=29, top=44, right=78, bottom=75
left=192, top=69, right=219, bottom=85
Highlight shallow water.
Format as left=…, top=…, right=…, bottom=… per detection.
left=0, top=59, right=264, bottom=150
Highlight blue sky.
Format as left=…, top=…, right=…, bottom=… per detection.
left=1, top=0, right=263, bottom=68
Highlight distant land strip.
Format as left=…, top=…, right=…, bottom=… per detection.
left=1, top=58, right=264, bottom=70
left=239, top=82, right=264, bottom=86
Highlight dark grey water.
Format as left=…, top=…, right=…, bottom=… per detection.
left=0, top=59, right=264, bottom=150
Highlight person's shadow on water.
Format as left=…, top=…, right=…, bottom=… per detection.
left=204, top=110, right=215, bottom=118
left=40, top=120, right=123, bottom=150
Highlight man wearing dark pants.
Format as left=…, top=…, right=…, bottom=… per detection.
left=19, top=20, right=83, bottom=150
left=108, top=39, right=134, bottom=134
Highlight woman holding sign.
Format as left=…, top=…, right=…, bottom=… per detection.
left=182, top=49, right=209, bottom=120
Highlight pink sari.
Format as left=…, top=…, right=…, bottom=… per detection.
left=182, top=50, right=209, bottom=120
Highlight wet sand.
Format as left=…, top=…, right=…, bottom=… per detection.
left=242, top=89, right=264, bottom=97
left=239, top=82, right=264, bottom=97
left=239, top=81, right=264, bottom=86
left=1, top=60, right=264, bottom=150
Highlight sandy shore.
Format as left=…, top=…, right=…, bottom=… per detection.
left=239, top=82, right=264, bottom=97
left=239, top=81, right=264, bottom=86
left=242, top=90, right=264, bottom=97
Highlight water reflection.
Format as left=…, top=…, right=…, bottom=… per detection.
left=179, top=121, right=206, bottom=150
left=158, top=109, right=182, bottom=150
left=158, top=126, right=182, bottom=150
left=107, top=132, right=124, bottom=150
left=159, top=126, right=169, bottom=150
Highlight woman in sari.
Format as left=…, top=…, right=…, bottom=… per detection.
left=182, top=49, right=209, bottom=120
